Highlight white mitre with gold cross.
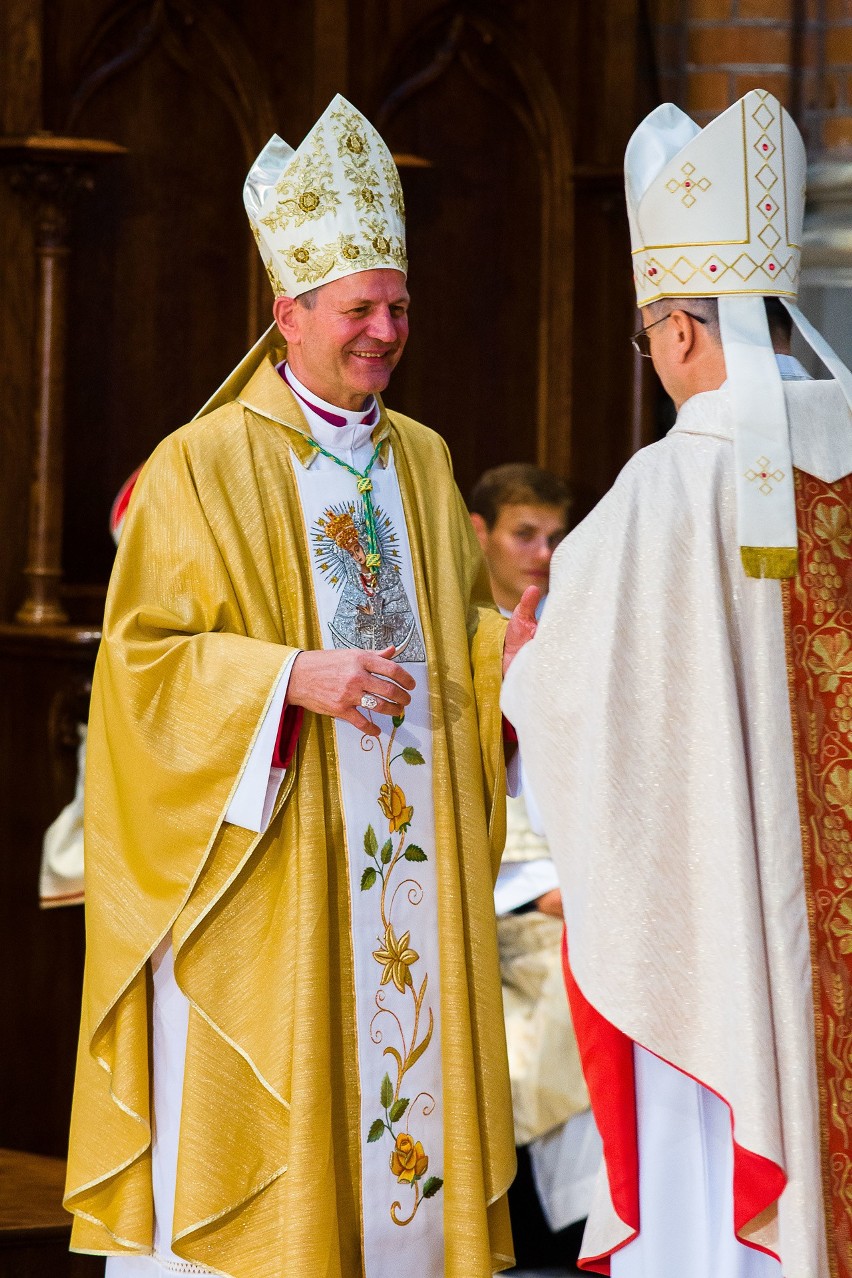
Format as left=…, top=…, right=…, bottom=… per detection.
left=244, top=93, right=407, bottom=299
left=625, top=89, right=852, bottom=579
left=627, top=91, right=805, bottom=308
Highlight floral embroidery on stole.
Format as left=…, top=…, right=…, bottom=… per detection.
left=784, top=469, right=852, bottom=1278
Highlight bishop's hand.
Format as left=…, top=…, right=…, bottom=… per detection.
left=286, top=645, right=415, bottom=738
left=502, top=586, right=541, bottom=676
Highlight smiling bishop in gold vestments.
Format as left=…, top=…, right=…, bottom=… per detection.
left=63, top=96, right=526, bottom=1278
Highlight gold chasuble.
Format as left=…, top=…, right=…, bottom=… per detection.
left=65, top=354, right=515, bottom=1276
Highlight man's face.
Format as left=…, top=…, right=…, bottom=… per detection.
left=472, top=503, right=568, bottom=612
left=276, top=269, right=410, bottom=410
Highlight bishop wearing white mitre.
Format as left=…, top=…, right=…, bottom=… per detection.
left=65, top=97, right=524, bottom=1278
left=503, top=90, right=852, bottom=1278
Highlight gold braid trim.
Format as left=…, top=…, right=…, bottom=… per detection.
left=741, top=546, right=798, bottom=579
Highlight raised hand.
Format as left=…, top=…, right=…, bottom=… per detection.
left=536, top=888, right=564, bottom=919
left=286, top=645, right=416, bottom=737
left=503, top=585, right=541, bottom=676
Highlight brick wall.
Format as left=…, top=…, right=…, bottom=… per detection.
left=649, top=0, right=852, bottom=156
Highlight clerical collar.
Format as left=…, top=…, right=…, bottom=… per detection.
left=278, top=361, right=378, bottom=429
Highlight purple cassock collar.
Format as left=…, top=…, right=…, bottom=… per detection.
left=279, top=362, right=379, bottom=429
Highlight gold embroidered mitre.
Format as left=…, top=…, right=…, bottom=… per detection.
left=626, top=90, right=805, bottom=309
left=244, top=94, right=407, bottom=297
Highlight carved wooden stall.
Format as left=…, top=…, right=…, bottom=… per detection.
left=0, top=1, right=650, bottom=1270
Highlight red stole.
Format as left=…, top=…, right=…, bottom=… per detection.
left=784, top=468, right=852, bottom=1278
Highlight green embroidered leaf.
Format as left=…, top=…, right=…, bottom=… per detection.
left=404, top=844, right=427, bottom=862
left=380, top=1073, right=394, bottom=1109
left=361, top=867, right=377, bottom=891
left=364, top=825, right=378, bottom=857
left=422, top=1176, right=443, bottom=1198
left=380, top=838, right=393, bottom=865
left=367, top=1120, right=385, bottom=1143
left=389, top=1097, right=409, bottom=1123
left=392, top=714, right=406, bottom=728
left=402, top=746, right=425, bottom=766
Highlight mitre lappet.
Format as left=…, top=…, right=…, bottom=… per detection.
left=626, top=89, right=852, bottom=578
left=196, top=94, right=407, bottom=419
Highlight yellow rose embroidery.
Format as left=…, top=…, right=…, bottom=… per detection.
left=373, top=923, right=419, bottom=993
left=390, top=1132, right=429, bottom=1184
left=378, top=781, right=413, bottom=832
left=361, top=711, right=442, bottom=1220
left=814, top=502, right=852, bottom=560
left=808, top=630, right=852, bottom=693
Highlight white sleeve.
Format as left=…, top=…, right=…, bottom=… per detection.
left=522, top=765, right=546, bottom=836
left=493, top=857, right=561, bottom=915
left=508, top=757, right=546, bottom=830
left=505, top=745, right=522, bottom=797
left=225, top=650, right=300, bottom=834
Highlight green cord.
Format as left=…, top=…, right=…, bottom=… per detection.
left=306, top=436, right=384, bottom=569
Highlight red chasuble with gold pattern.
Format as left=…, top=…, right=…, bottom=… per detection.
left=786, top=470, right=852, bottom=1278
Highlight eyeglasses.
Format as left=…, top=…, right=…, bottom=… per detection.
left=631, top=310, right=707, bottom=358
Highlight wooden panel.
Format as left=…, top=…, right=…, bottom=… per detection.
left=348, top=1, right=647, bottom=504
left=0, top=0, right=42, bottom=624
left=0, top=1148, right=72, bottom=1233
left=380, top=66, right=543, bottom=495
left=0, top=1146, right=104, bottom=1272
left=570, top=172, right=642, bottom=496
left=0, top=0, right=43, bottom=135
left=352, top=7, right=573, bottom=499
left=45, top=3, right=277, bottom=587
left=312, top=0, right=350, bottom=114
left=0, top=637, right=95, bottom=1157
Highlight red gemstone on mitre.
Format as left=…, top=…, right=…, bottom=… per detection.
left=761, top=472, right=767, bottom=478
left=769, top=263, right=775, bottom=270
left=763, top=143, right=769, bottom=151
left=765, top=202, right=772, bottom=211
left=710, top=264, right=717, bottom=272
left=684, top=181, right=691, bottom=187
left=648, top=267, right=656, bottom=276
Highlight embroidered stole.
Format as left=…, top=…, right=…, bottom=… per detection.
left=290, top=448, right=445, bottom=1277
left=784, top=468, right=852, bottom=1278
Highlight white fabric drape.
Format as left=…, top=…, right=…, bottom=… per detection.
left=106, top=941, right=209, bottom=1276
left=529, top=1108, right=602, bottom=1233
left=223, top=652, right=296, bottom=833
left=502, top=380, right=852, bottom=1275
left=610, top=1048, right=781, bottom=1278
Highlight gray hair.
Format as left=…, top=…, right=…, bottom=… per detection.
left=646, top=296, right=720, bottom=337
left=296, top=286, right=320, bottom=310
left=646, top=295, right=792, bottom=346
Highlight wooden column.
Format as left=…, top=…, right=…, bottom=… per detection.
left=0, top=135, right=125, bottom=626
